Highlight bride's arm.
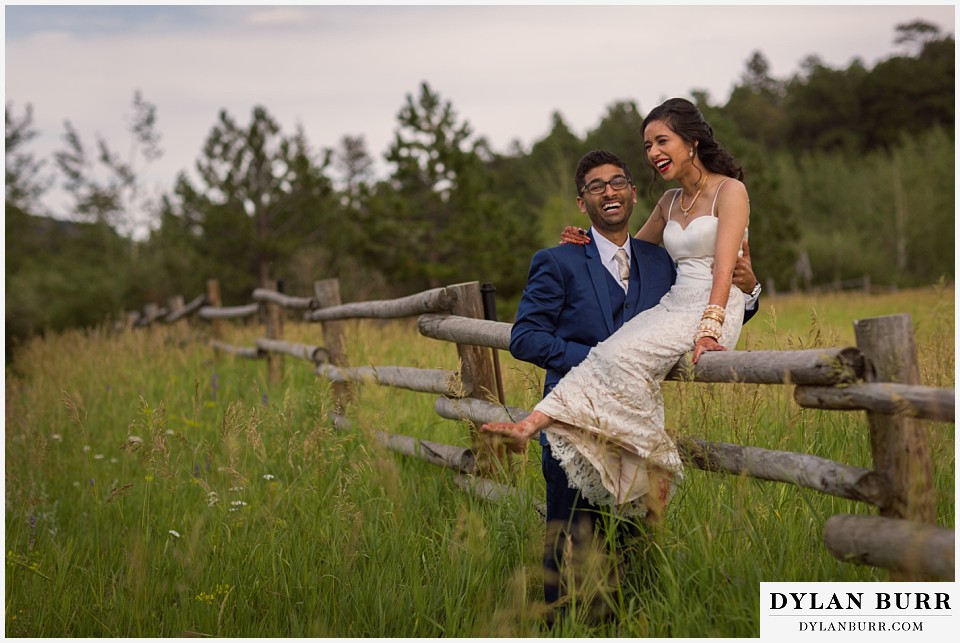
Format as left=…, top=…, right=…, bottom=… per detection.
left=634, top=193, right=671, bottom=244
left=693, top=180, right=750, bottom=363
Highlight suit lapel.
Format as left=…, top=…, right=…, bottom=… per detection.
left=585, top=233, right=616, bottom=336
left=622, top=238, right=644, bottom=320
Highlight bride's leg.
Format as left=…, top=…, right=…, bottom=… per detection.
left=644, top=465, right=675, bottom=525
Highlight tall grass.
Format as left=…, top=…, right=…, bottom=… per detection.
left=5, top=286, right=954, bottom=636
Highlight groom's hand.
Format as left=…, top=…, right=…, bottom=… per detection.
left=732, top=239, right=758, bottom=293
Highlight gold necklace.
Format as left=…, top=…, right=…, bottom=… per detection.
left=678, top=174, right=709, bottom=218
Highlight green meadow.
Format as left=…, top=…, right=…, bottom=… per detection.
left=5, top=285, right=954, bottom=637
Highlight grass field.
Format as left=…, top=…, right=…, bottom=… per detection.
left=4, top=284, right=954, bottom=637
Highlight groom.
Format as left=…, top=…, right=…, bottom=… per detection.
left=500, top=149, right=761, bottom=613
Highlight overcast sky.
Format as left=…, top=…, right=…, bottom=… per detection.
left=4, top=3, right=955, bottom=235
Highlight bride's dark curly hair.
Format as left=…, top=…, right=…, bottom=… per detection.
left=641, top=98, right=744, bottom=187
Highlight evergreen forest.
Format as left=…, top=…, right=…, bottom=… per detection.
left=5, top=21, right=955, bottom=353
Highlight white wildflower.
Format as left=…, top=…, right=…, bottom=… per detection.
left=169, top=530, right=181, bottom=538
left=230, top=500, right=247, bottom=507
left=126, top=435, right=144, bottom=446
left=93, top=453, right=105, bottom=460
left=51, top=434, right=63, bottom=442
left=262, top=474, right=275, bottom=481
left=82, top=445, right=91, bottom=452
left=207, top=492, right=220, bottom=507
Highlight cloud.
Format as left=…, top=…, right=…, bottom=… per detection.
left=243, top=7, right=320, bottom=27
left=5, top=3, right=954, bottom=231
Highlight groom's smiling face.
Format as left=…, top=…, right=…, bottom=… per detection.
left=577, top=163, right=637, bottom=236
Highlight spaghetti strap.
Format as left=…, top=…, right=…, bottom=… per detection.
left=708, top=178, right=749, bottom=250
left=667, top=188, right=682, bottom=222
left=710, top=178, right=732, bottom=217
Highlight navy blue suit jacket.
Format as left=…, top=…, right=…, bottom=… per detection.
left=510, top=231, right=677, bottom=398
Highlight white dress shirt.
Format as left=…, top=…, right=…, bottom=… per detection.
left=591, top=228, right=631, bottom=293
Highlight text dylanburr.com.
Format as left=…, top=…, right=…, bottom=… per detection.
left=760, top=582, right=955, bottom=639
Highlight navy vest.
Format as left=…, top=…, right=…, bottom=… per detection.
left=603, top=252, right=641, bottom=330
left=602, top=268, right=628, bottom=330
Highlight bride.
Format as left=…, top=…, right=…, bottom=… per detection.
left=482, top=98, right=750, bottom=521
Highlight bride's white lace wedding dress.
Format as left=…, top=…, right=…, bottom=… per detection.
left=539, top=186, right=746, bottom=517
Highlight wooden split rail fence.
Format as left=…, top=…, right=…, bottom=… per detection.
left=133, top=278, right=955, bottom=582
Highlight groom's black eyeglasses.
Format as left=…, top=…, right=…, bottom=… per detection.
left=580, top=176, right=631, bottom=195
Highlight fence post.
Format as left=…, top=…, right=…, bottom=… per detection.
left=446, top=282, right=504, bottom=470
left=264, top=280, right=284, bottom=386
left=853, top=314, right=935, bottom=579
left=206, top=279, right=222, bottom=340
left=480, top=282, right=507, bottom=405
left=143, top=303, right=159, bottom=327
left=314, top=279, right=350, bottom=414
left=167, top=295, right=186, bottom=331
left=125, top=311, right=139, bottom=331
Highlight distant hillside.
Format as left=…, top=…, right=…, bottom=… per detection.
left=6, top=205, right=130, bottom=357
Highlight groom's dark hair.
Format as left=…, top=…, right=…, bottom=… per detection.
left=574, top=150, right=633, bottom=195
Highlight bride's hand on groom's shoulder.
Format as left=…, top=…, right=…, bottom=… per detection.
left=559, top=226, right=590, bottom=245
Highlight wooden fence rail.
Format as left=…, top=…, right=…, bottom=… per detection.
left=255, top=338, right=329, bottom=364
left=824, top=514, right=954, bottom=581
left=305, top=286, right=458, bottom=321
left=251, top=288, right=320, bottom=310
left=795, top=383, right=954, bottom=422
left=199, top=302, right=260, bottom=320
left=129, top=279, right=954, bottom=581
left=166, top=293, right=208, bottom=323
left=317, top=364, right=465, bottom=397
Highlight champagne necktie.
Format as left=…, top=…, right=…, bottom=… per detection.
left=614, top=248, right=630, bottom=288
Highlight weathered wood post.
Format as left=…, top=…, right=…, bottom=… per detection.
left=206, top=279, right=223, bottom=340
left=446, top=282, right=504, bottom=471
left=853, top=314, right=935, bottom=579
left=143, top=303, right=159, bottom=327
left=168, top=295, right=185, bottom=324
left=263, top=280, right=284, bottom=386
left=480, top=282, right=507, bottom=405
left=314, top=279, right=350, bottom=414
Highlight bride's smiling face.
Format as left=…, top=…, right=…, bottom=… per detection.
left=643, top=119, right=692, bottom=181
